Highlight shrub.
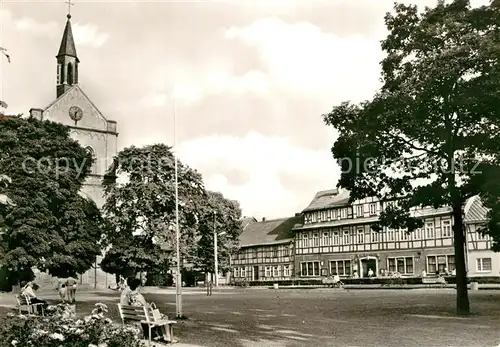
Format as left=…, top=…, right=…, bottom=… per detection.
left=0, top=303, right=146, bottom=347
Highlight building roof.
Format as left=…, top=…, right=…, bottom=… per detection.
left=238, top=216, right=301, bottom=248
left=464, top=195, right=488, bottom=223
left=241, top=217, right=258, bottom=231
left=302, top=189, right=350, bottom=212
left=57, top=15, right=79, bottom=61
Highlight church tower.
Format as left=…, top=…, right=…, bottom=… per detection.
left=56, top=14, right=79, bottom=98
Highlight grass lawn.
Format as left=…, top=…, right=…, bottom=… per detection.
left=1, top=288, right=500, bottom=346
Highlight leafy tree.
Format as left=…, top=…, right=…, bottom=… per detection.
left=0, top=116, right=106, bottom=283
left=101, top=144, right=206, bottom=277
left=193, top=191, right=242, bottom=276
left=323, top=0, right=500, bottom=315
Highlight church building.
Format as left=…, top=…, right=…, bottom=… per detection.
left=30, top=12, right=118, bottom=288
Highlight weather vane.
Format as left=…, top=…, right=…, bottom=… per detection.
left=65, top=0, right=74, bottom=17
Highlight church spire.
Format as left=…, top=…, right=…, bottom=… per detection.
left=56, top=4, right=79, bottom=98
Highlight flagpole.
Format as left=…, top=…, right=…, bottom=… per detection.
left=173, top=89, right=183, bottom=318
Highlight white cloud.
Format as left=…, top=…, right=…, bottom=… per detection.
left=140, top=92, right=168, bottom=108
left=140, top=69, right=270, bottom=108
left=225, top=17, right=384, bottom=102
left=176, top=132, right=339, bottom=218
left=73, top=23, right=110, bottom=48
left=14, top=17, right=58, bottom=37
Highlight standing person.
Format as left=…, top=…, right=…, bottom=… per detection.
left=58, top=283, right=68, bottom=303
left=368, top=268, right=374, bottom=277
left=56, top=279, right=68, bottom=303
left=66, top=276, right=78, bottom=303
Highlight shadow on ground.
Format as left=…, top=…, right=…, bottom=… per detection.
left=1, top=288, right=499, bottom=347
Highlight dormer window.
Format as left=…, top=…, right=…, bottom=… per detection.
left=356, top=205, right=363, bottom=217
left=340, top=208, right=347, bottom=219
left=369, top=203, right=376, bottom=215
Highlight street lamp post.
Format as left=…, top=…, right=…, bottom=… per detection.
left=213, top=211, right=226, bottom=288
left=173, top=93, right=182, bottom=318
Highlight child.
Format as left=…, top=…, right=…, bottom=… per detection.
left=59, top=283, right=67, bottom=303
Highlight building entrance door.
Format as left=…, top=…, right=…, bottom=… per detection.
left=253, top=266, right=259, bottom=281
left=361, top=258, right=377, bottom=277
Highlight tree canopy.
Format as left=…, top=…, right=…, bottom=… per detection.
left=101, top=145, right=243, bottom=278
left=101, top=144, right=206, bottom=276
left=322, top=0, right=500, bottom=315
left=193, top=191, right=242, bottom=274
left=0, top=116, right=106, bottom=283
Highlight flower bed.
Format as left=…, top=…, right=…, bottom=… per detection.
left=0, top=303, right=146, bottom=347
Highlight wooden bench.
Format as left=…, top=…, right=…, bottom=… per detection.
left=422, top=276, right=447, bottom=287
left=117, top=304, right=177, bottom=346
left=15, top=294, right=45, bottom=316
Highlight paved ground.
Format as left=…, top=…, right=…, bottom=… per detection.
left=3, top=287, right=500, bottom=346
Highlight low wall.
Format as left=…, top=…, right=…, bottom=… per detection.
left=231, top=276, right=500, bottom=287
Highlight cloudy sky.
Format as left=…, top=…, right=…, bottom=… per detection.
left=0, top=0, right=488, bottom=219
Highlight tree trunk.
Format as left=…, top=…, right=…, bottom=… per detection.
left=453, top=201, right=470, bottom=315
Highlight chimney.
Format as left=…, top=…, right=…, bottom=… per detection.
left=29, top=108, right=43, bottom=120
left=262, top=217, right=266, bottom=222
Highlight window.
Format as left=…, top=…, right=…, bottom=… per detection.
left=283, top=247, right=289, bottom=257
left=240, top=267, right=246, bottom=277
left=448, top=255, right=455, bottom=272
left=313, top=233, right=319, bottom=246
left=233, top=268, right=238, bottom=278
left=387, top=257, right=413, bottom=274
left=414, top=228, right=421, bottom=239
left=477, top=258, right=492, bottom=272
left=323, top=232, right=330, bottom=246
left=273, top=248, right=278, bottom=258
left=357, top=229, right=364, bottom=244
left=283, top=265, right=291, bottom=277
left=333, top=232, right=339, bottom=245
left=343, top=231, right=349, bottom=244
left=356, top=205, right=363, bottom=217
left=303, top=234, right=309, bottom=247
left=331, top=210, right=337, bottom=219
left=57, top=64, right=61, bottom=84
left=240, top=251, right=246, bottom=260
left=305, top=214, right=312, bottom=224
left=265, top=266, right=271, bottom=277
left=426, top=222, right=435, bottom=239
left=312, top=213, right=318, bottom=223
left=330, top=260, right=351, bottom=276
left=427, top=255, right=455, bottom=273
left=341, top=208, right=347, bottom=219
left=301, top=261, right=320, bottom=276
left=442, top=220, right=452, bottom=237
left=253, top=249, right=258, bottom=259
left=272, top=266, right=280, bottom=277
left=369, top=203, right=376, bottom=215
left=401, top=229, right=408, bottom=240
left=371, top=231, right=379, bottom=242
left=387, top=228, right=395, bottom=241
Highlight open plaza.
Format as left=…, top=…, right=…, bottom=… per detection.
left=3, top=286, right=500, bottom=347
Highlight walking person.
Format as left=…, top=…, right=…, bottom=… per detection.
left=66, top=276, right=78, bottom=303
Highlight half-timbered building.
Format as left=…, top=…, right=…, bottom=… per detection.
left=232, top=216, right=300, bottom=283
left=291, top=189, right=486, bottom=279
left=464, top=196, right=499, bottom=277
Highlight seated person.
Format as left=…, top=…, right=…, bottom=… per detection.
left=120, top=278, right=172, bottom=343
left=21, top=281, right=47, bottom=313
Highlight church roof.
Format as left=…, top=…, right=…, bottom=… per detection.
left=57, top=15, right=79, bottom=62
